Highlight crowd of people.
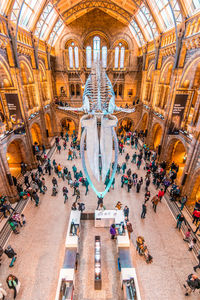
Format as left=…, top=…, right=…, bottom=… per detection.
left=0, top=127, right=199, bottom=298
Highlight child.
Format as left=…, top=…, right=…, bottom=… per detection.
left=183, top=228, right=191, bottom=242
left=21, top=214, right=26, bottom=226
left=188, top=238, right=197, bottom=251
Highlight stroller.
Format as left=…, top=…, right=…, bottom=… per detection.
left=51, top=186, right=58, bottom=196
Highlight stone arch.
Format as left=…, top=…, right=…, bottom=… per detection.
left=45, top=113, right=52, bottom=137
left=30, top=122, right=42, bottom=145
left=188, top=168, right=200, bottom=208
left=0, top=55, right=13, bottom=88
left=19, top=56, right=38, bottom=109
left=140, top=113, right=148, bottom=132
left=165, top=137, right=188, bottom=183
left=117, top=117, right=134, bottom=134
left=152, top=123, right=163, bottom=151
left=39, top=60, right=48, bottom=102
left=6, top=138, right=28, bottom=177
left=60, top=117, right=77, bottom=135
left=180, top=52, right=200, bottom=89
left=159, top=57, right=174, bottom=84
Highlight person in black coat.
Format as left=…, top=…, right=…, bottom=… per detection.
left=141, top=203, right=147, bottom=218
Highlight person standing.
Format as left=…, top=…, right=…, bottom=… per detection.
left=97, top=196, right=103, bottom=210
left=4, top=246, right=17, bottom=268
left=127, top=178, right=132, bottom=193
left=68, top=149, right=72, bottom=160
left=151, top=195, right=160, bottom=213
left=84, top=179, right=89, bottom=195
left=110, top=224, right=116, bottom=239
left=141, top=203, right=147, bottom=219
left=180, top=195, right=187, bottom=211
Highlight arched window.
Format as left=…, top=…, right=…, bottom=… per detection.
left=93, top=36, right=100, bottom=62
left=120, top=47, right=125, bottom=69
left=114, top=47, right=119, bottom=69
left=102, top=46, right=107, bottom=68
left=68, top=47, right=73, bottom=69
left=86, top=46, right=92, bottom=68
left=74, top=46, right=79, bottom=69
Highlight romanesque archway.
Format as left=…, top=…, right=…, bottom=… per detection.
left=189, top=172, right=200, bottom=209
left=31, top=123, right=42, bottom=145
left=6, top=139, right=27, bottom=177
left=152, top=123, right=163, bottom=151
left=61, top=118, right=76, bottom=135
left=45, top=113, right=52, bottom=137
left=118, top=117, right=134, bottom=134
left=166, top=138, right=187, bottom=183
left=140, top=113, right=148, bottom=132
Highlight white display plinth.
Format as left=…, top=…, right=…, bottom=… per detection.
left=55, top=269, right=74, bottom=300
left=121, top=268, right=141, bottom=300
left=65, top=211, right=81, bottom=248
left=95, top=210, right=123, bottom=227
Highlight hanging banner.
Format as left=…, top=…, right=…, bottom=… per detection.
left=172, top=94, right=188, bottom=129
left=5, top=93, right=23, bottom=126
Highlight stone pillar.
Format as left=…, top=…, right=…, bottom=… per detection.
left=14, top=68, right=37, bottom=169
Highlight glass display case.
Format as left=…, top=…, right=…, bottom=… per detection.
left=59, top=279, right=74, bottom=300
left=94, top=236, right=102, bottom=290
left=122, top=278, right=137, bottom=300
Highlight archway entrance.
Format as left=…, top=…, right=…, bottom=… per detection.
left=61, top=118, right=76, bottom=135
left=6, top=140, right=26, bottom=177
left=167, top=139, right=187, bottom=183
left=189, top=174, right=200, bottom=210
left=140, top=113, right=148, bottom=132
left=45, top=113, right=52, bottom=137
left=31, top=123, right=42, bottom=145
left=152, top=124, right=162, bottom=151
left=118, top=118, right=134, bottom=134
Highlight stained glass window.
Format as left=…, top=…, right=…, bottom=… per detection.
left=69, top=47, right=74, bottom=69
left=102, top=46, right=107, bottom=68
left=114, top=47, right=119, bottom=68
left=93, top=36, right=100, bottom=62
left=86, top=46, right=92, bottom=68
left=120, top=47, right=125, bottom=69
left=74, top=47, right=79, bottom=69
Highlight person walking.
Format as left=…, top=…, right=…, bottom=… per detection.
left=37, top=165, right=43, bottom=177
left=110, top=224, right=116, bottom=239
left=52, top=177, right=58, bottom=187
left=127, top=178, right=132, bottom=193
left=84, top=179, right=89, bottom=195
left=63, top=187, right=68, bottom=204
left=141, top=203, right=147, bottom=219
left=192, top=209, right=200, bottom=225
left=123, top=205, right=129, bottom=219
left=57, top=164, right=62, bottom=178
left=68, top=149, right=73, bottom=160
left=32, top=191, right=39, bottom=207
left=4, top=246, right=17, bottom=267
left=176, top=213, right=186, bottom=230
left=158, top=188, right=164, bottom=202
left=131, top=152, right=137, bottom=163
left=24, top=176, right=30, bottom=188
left=126, top=222, right=133, bottom=239
left=151, top=195, right=160, bottom=213
left=97, top=196, right=103, bottom=210
left=6, top=274, right=20, bottom=299
left=180, top=195, right=187, bottom=210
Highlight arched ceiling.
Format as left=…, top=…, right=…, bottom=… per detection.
left=1, top=0, right=200, bottom=48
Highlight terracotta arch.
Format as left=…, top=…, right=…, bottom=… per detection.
left=152, top=123, right=163, bottom=151
left=180, top=53, right=200, bottom=88
left=165, top=138, right=187, bottom=183
left=45, top=113, right=52, bottom=137
left=6, top=138, right=27, bottom=177
left=189, top=168, right=200, bottom=207
left=0, top=55, right=13, bottom=87
left=60, top=117, right=77, bottom=135
left=117, top=117, right=134, bottom=134
left=140, top=113, right=148, bottom=131
left=31, top=123, right=42, bottom=145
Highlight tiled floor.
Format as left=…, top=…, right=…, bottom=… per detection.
left=0, top=141, right=199, bottom=299
left=74, top=221, right=123, bottom=300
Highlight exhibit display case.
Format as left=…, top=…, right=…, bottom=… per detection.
left=94, top=236, right=102, bottom=290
